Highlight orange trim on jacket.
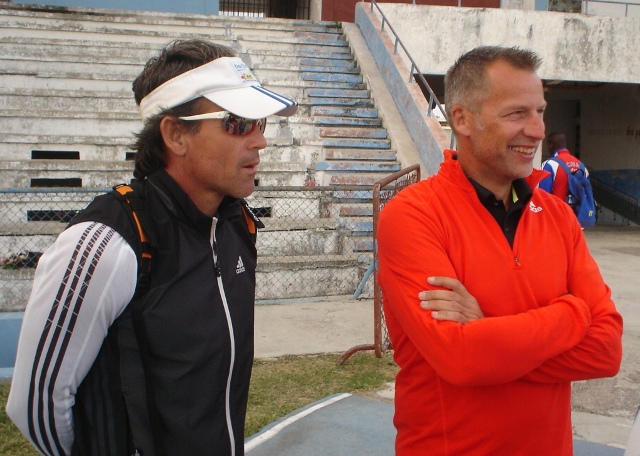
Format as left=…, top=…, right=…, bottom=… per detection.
left=377, top=150, right=623, bottom=455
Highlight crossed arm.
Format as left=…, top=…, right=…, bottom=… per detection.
left=419, top=276, right=484, bottom=324
left=378, top=204, right=622, bottom=387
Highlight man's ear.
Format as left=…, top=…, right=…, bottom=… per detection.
left=159, top=116, right=187, bottom=157
left=450, top=105, right=472, bottom=137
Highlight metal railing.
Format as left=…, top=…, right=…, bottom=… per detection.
left=591, top=176, right=640, bottom=225
left=340, top=164, right=421, bottom=364
left=219, top=0, right=311, bottom=19
left=367, top=0, right=455, bottom=149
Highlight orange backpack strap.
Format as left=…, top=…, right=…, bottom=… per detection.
left=239, top=200, right=264, bottom=241
left=112, top=184, right=153, bottom=297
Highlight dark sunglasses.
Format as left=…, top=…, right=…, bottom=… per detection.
left=178, top=111, right=267, bottom=136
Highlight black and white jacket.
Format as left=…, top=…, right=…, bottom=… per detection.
left=7, top=169, right=260, bottom=456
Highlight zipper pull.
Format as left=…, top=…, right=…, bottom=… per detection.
left=514, top=256, right=521, bottom=267
left=212, top=239, right=222, bottom=277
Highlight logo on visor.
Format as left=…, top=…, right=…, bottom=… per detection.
left=233, top=62, right=257, bottom=82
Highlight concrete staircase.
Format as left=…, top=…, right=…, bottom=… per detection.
left=0, top=3, right=403, bottom=304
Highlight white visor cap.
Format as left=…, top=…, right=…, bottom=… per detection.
left=139, top=57, right=298, bottom=121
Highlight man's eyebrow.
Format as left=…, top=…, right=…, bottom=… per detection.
left=501, top=102, right=547, bottom=112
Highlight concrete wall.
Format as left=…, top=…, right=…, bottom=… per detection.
left=375, top=3, right=640, bottom=84
left=357, top=2, right=640, bottom=175
left=321, top=0, right=500, bottom=22
left=582, top=0, right=640, bottom=18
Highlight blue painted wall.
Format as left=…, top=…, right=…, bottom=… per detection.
left=591, top=170, right=640, bottom=199
left=16, top=0, right=220, bottom=14
left=0, top=313, right=23, bottom=380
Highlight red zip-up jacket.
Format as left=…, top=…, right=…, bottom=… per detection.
left=378, top=151, right=623, bottom=456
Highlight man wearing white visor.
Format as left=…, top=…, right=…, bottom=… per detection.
left=7, top=39, right=298, bottom=456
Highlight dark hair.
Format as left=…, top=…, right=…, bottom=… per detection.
left=444, top=46, right=542, bottom=128
left=547, top=132, right=567, bottom=151
left=131, top=40, right=237, bottom=179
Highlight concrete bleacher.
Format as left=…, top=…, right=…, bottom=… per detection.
left=0, top=2, right=406, bottom=307
left=0, top=3, right=399, bottom=179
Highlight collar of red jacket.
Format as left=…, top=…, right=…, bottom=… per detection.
left=442, top=149, right=549, bottom=189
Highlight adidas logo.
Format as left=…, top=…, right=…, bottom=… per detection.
left=528, top=201, right=542, bottom=213
left=235, top=256, right=245, bottom=274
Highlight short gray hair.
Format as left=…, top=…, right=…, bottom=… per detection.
left=444, top=46, right=542, bottom=122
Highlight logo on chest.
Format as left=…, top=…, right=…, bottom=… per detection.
left=236, top=256, right=245, bottom=274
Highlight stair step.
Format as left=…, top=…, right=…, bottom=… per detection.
left=315, top=161, right=401, bottom=173
left=292, top=30, right=345, bottom=42
left=311, top=106, right=379, bottom=118
left=306, top=97, right=374, bottom=108
left=339, top=218, right=374, bottom=235
left=306, top=116, right=382, bottom=128
left=352, top=238, right=374, bottom=253
left=248, top=49, right=354, bottom=63
left=319, top=127, right=388, bottom=139
left=240, top=34, right=349, bottom=48
left=240, top=40, right=350, bottom=56
left=0, top=171, right=133, bottom=190
left=253, top=74, right=365, bottom=90
left=331, top=189, right=375, bottom=202
left=251, top=61, right=359, bottom=74
left=301, top=138, right=392, bottom=149
left=255, top=254, right=362, bottom=300
left=299, top=57, right=356, bottom=67
left=0, top=135, right=299, bottom=162
left=0, top=39, right=161, bottom=63
left=0, top=37, right=353, bottom=65
left=324, top=149, right=397, bottom=161
left=306, top=88, right=369, bottom=98
left=338, top=205, right=374, bottom=217
left=328, top=173, right=396, bottom=186
left=301, top=72, right=363, bottom=84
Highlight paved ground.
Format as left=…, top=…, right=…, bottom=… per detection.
left=253, top=225, right=640, bottom=452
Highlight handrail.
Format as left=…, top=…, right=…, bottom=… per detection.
left=590, top=174, right=640, bottom=224
left=366, top=0, right=455, bottom=149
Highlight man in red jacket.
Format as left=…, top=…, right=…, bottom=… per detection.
left=377, top=46, right=623, bottom=455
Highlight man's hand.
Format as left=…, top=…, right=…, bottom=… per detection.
left=418, top=276, right=484, bottom=324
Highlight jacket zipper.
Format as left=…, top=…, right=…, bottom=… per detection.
left=210, top=218, right=237, bottom=456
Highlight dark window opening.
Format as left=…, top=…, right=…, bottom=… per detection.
left=220, top=0, right=309, bottom=19
left=31, top=150, right=80, bottom=160
left=415, top=74, right=446, bottom=115
left=125, top=152, right=137, bottom=161
left=30, top=178, right=82, bottom=188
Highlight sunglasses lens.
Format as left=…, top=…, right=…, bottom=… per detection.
left=256, top=118, right=267, bottom=134
left=222, top=114, right=266, bottom=136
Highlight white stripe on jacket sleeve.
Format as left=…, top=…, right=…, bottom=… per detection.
left=6, top=222, right=137, bottom=456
